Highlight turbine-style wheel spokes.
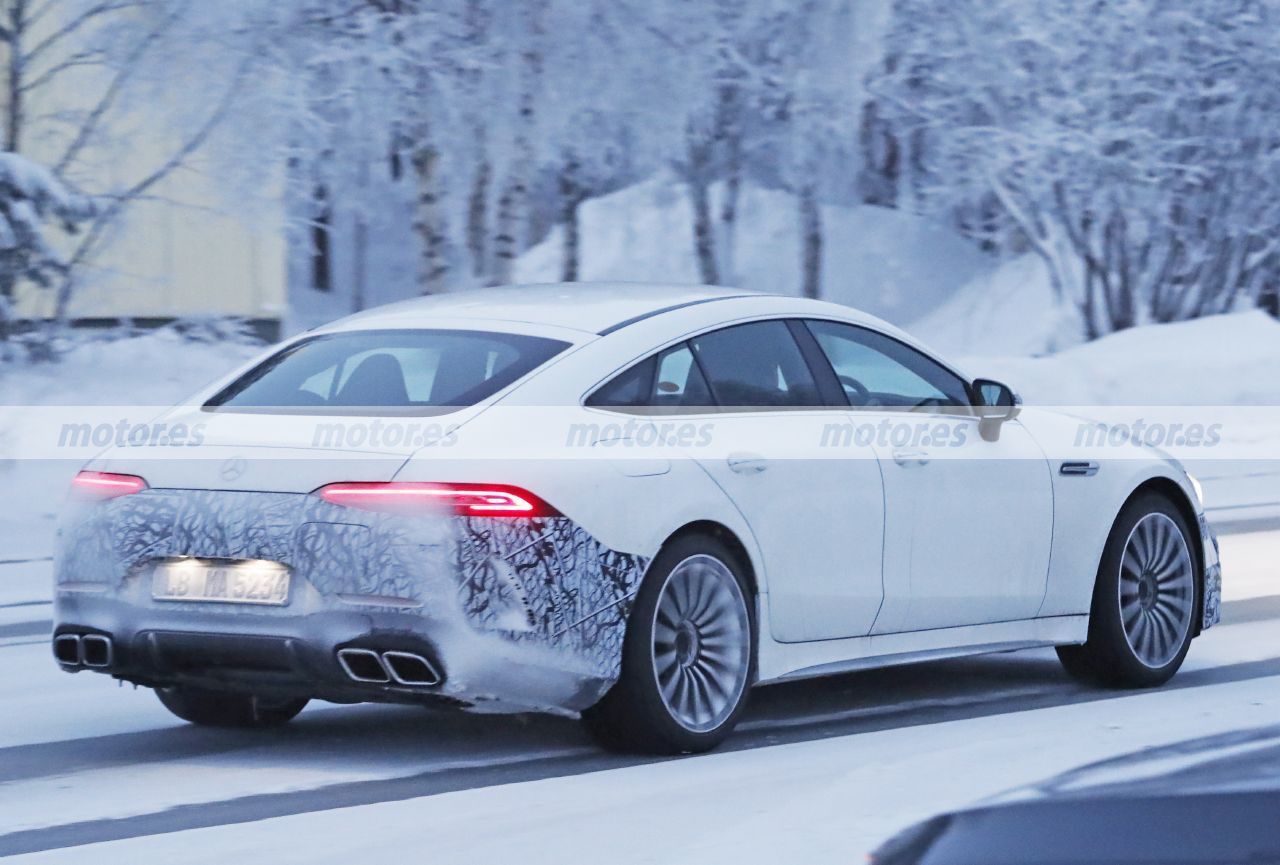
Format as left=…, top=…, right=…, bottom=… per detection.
left=1119, top=513, right=1195, bottom=668
left=651, top=555, right=750, bottom=733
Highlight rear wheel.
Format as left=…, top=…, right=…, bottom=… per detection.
left=156, top=685, right=308, bottom=728
left=583, top=534, right=754, bottom=754
left=1057, top=492, right=1199, bottom=687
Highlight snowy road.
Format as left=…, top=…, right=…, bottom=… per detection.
left=1, top=527, right=1277, bottom=863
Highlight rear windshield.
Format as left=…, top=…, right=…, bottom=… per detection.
left=205, top=329, right=570, bottom=414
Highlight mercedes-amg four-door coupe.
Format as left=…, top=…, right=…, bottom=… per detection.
left=53, top=284, right=1221, bottom=753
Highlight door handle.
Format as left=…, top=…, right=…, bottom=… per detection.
left=892, top=449, right=930, bottom=466
left=727, top=453, right=768, bottom=474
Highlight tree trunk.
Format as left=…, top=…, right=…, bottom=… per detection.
left=558, top=154, right=583, bottom=282
left=5, top=0, right=25, bottom=153
left=719, top=147, right=740, bottom=285
left=857, top=98, right=899, bottom=207
left=466, top=151, right=490, bottom=279
left=1261, top=278, right=1279, bottom=318
left=490, top=0, right=546, bottom=286
left=715, top=84, right=742, bottom=285
left=412, top=145, right=448, bottom=295
left=799, top=182, right=822, bottom=299
left=685, top=130, right=719, bottom=286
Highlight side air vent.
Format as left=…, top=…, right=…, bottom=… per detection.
left=1060, top=461, right=1100, bottom=477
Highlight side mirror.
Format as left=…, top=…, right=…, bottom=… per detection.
left=972, top=378, right=1021, bottom=441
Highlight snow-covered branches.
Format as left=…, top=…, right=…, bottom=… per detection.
left=869, top=0, right=1280, bottom=336
left=0, top=151, right=92, bottom=287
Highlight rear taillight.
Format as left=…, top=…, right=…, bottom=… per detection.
left=313, top=482, right=560, bottom=517
left=71, top=471, right=148, bottom=501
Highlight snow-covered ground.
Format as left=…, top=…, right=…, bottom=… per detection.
left=1, top=528, right=1277, bottom=862
left=515, top=173, right=991, bottom=327
left=0, top=328, right=262, bottom=562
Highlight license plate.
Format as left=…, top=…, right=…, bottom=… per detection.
left=152, top=559, right=291, bottom=606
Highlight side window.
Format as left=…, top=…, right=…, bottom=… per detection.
left=653, top=344, right=713, bottom=408
left=690, top=320, right=823, bottom=408
left=585, top=356, right=655, bottom=409
left=585, top=345, right=713, bottom=412
left=805, top=319, right=969, bottom=409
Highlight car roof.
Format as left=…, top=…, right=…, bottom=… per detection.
left=324, top=283, right=764, bottom=336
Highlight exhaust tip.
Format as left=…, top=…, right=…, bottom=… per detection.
left=53, top=634, right=81, bottom=666
left=81, top=634, right=113, bottom=668
left=336, top=648, right=390, bottom=683
left=382, top=651, right=441, bottom=686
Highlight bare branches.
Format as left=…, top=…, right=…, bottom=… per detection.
left=24, top=0, right=143, bottom=63
left=52, top=48, right=257, bottom=320
left=54, top=1, right=185, bottom=173
left=869, top=0, right=1280, bottom=335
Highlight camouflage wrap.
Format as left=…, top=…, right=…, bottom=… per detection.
left=55, top=488, right=650, bottom=690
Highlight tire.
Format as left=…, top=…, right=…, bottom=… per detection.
left=583, top=534, right=755, bottom=754
left=156, top=685, right=309, bottom=728
left=1057, top=492, right=1200, bottom=688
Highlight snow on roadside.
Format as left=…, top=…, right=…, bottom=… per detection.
left=515, top=173, right=991, bottom=328
left=910, top=253, right=1083, bottom=357
left=0, top=329, right=262, bottom=560
left=14, top=672, right=1280, bottom=865
left=953, top=309, right=1280, bottom=406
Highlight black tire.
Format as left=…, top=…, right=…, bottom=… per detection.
left=156, top=685, right=309, bottom=728
left=1057, top=492, right=1200, bottom=688
left=583, top=533, right=755, bottom=754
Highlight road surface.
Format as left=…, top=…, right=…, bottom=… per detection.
left=1, top=526, right=1277, bottom=863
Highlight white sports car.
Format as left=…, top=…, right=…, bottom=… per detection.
left=53, top=284, right=1221, bottom=753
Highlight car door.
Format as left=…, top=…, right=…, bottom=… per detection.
left=683, top=320, right=887, bottom=643
left=802, top=319, right=1054, bottom=634
left=587, top=319, right=886, bottom=644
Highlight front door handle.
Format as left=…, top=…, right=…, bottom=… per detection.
left=727, top=453, right=768, bottom=474
left=892, top=449, right=930, bottom=467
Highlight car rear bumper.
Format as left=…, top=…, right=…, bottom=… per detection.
left=53, top=488, right=651, bottom=714
left=53, top=593, right=613, bottom=713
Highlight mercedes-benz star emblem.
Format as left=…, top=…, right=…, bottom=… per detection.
left=219, top=457, right=248, bottom=482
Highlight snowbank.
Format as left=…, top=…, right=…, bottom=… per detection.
left=955, top=310, right=1280, bottom=406
left=515, top=174, right=990, bottom=327
left=0, top=329, right=261, bottom=559
left=0, top=328, right=261, bottom=407
left=910, top=254, right=1083, bottom=357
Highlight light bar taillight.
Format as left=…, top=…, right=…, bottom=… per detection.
left=314, top=482, right=560, bottom=518
left=71, top=471, right=148, bottom=501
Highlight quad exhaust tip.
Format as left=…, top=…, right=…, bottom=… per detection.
left=382, top=651, right=442, bottom=686
left=336, top=648, right=441, bottom=687
left=53, top=633, right=114, bottom=668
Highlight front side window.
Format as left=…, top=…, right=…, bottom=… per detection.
left=207, top=329, right=569, bottom=413
left=805, top=319, right=969, bottom=409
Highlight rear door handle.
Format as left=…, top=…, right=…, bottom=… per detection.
left=892, top=449, right=930, bottom=466
left=727, top=453, right=768, bottom=474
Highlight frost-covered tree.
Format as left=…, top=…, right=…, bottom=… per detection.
left=869, top=0, right=1280, bottom=336
left=0, top=152, right=92, bottom=343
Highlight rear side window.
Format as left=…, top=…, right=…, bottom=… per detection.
left=586, top=319, right=824, bottom=412
left=206, top=329, right=569, bottom=413
left=690, top=321, right=823, bottom=408
left=584, top=345, right=714, bottom=411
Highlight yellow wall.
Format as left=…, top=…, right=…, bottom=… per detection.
left=5, top=8, right=286, bottom=323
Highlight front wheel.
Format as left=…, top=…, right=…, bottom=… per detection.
left=1058, top=492, right=1199, bottom=687
left=583, top=534, right=754, bottom=754
left=156, top=685, right=309, bottom=728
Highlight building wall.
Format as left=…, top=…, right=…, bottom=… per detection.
left=4, top=10, right=287, bottom=329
